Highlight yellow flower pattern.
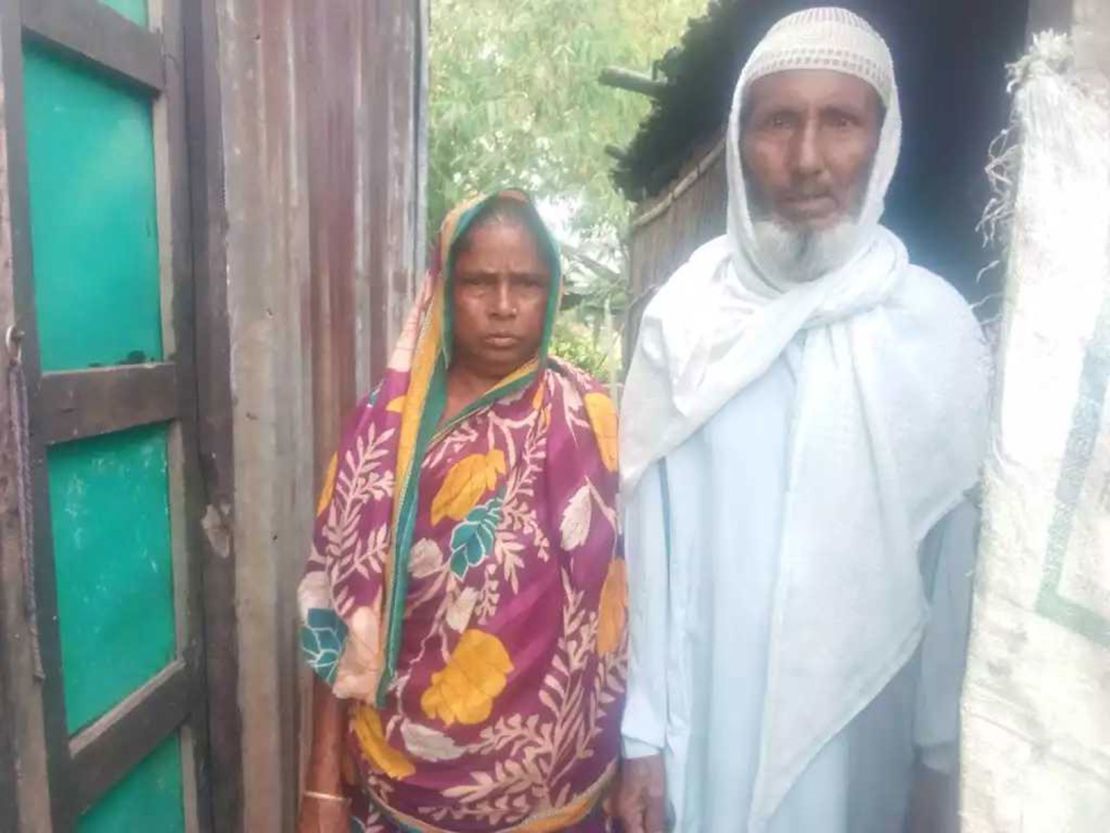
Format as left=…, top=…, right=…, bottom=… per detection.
left=597, top=560, right=628, bottom=656
left=430, top=450, right=507, bottom=525
left=351, top=704, right=416, bottom=780
left=584, top=392, right=618, bottom=472
left=421, top=629, right=514, bottom=727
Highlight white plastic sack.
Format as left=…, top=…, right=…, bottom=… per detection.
left=961, top=34, right=1110, bottom=832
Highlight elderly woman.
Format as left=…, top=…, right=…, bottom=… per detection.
left=297, top=191, right=626, bottom=833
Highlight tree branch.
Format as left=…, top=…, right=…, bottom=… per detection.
left=560, top=242, right=622, bottom=282
left=598, top=67, right=667, bottom=98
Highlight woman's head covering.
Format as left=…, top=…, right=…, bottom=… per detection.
left=725, top=7, right=902, bottom=291
left=435, top=190, right=563, bottom=367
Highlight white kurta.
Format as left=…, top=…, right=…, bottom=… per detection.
left=621, top=341, right=978, bottom=833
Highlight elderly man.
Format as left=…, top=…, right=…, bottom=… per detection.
left=616, top=8, right=989, bottom=833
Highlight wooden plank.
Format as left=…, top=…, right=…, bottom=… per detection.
left=182, top=0, right=241, bottom=827
left=388, top=2, right=420, bottom=355
left=38, top=363, right=178, bottom=445
left=68, top=659, right=191, bottom=814
left=0, top=632, right=20, bottom=833
left=159, top=0, right=213, bottom=826
left=306, top=0, right=359, bottom=476
left=364, top=1, right=421, bottom=379
left=21, top=0, right=165, bottom=93
left=365, top=5, right=390, bottom=376
left=414, top=0, right=429, bottom=300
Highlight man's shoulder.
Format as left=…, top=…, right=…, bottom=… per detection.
left=641, top=236, right=730, bottom=324
left=884, top=265, right=989, bottom=378
left=894, top=265, right=980, bottom=327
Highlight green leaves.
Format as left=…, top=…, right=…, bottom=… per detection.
left=428, top=0, right=709, bottom=235
left=551, top=318, right=616, bottom=381
left=429, top=0, right=706, bottom=381
left=449, top=496, right=504, bottom=578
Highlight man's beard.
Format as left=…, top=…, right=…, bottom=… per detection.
left=751, top=217, right=860, bottom=284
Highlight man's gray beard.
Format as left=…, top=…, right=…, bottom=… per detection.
left=751, top=218, right=860, bottom=283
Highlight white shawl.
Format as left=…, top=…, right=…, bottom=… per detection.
left=619, top=8, right=990, bottom=827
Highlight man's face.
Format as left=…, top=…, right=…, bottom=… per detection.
left=451, top=220, right=551, bottom=381
left=741, top=69, right=882, bottom=232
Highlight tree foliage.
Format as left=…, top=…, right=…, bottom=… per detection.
left=550, top=318, right=618, bottom=383
left=428, top=0, right=708, bottom=237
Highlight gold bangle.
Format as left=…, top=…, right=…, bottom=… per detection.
left=303, top=790, right=349, bottom=804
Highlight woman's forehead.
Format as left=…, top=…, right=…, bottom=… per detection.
left=454, top=222, right=550, bottom=270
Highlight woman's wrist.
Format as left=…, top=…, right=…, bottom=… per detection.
left=303, top=789, right=348, bottom=804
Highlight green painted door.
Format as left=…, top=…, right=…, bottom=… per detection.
left=3, top=0, right=208, bottom=829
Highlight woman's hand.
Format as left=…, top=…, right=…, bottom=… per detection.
left=296, top=794, right=349, bottom=833
left=299, top=676, right=351, bottom=833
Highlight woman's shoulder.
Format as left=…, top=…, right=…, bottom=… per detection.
left=545, top=356, right=612, bottom=401
left=544, top=358, right=619, bottom=473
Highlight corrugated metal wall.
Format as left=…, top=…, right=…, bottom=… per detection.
left=304, top=0, right=426, bottom=467
left=189, top=0, right=426, bottom=829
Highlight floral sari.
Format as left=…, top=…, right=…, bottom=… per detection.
left=298, top=191, right=626, bottom=832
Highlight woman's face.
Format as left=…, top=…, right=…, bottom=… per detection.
left=450, top=219, right=552, bottom=381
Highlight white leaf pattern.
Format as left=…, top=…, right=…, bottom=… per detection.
left=446, top=587, right=479, bottom=632
left=559, top=483, right=592, bottom=551
left=410, top=539, right=445, bottom=579
left=402, top=721, right=466, bottom=762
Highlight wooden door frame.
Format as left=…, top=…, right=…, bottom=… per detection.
left=180, top=0, right=242, bottom=827
left=0, top=632, right=19, bottom=830
left=0, top=0, right=212, bottom=828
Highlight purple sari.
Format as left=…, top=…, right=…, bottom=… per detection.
left=299, top=193, right=626, bottom=832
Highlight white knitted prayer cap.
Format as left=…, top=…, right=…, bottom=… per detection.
left=741, top=7, right=895, bottom=105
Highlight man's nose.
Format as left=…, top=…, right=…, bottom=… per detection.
left=792, top=118, right=823, bottom=179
